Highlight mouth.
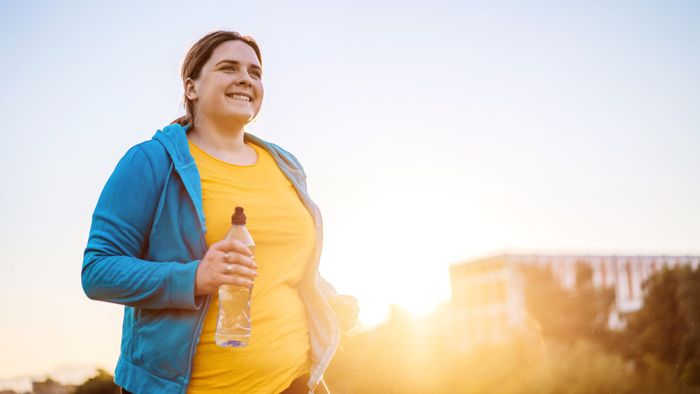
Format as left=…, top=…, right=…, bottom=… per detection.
left=225, top=93, right=253, bottom=102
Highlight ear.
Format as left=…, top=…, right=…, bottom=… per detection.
left=184, top=77, right=198, bottom=100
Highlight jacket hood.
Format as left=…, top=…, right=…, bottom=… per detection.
left=151, top=123, right=304, bottom=177
left=152, top=123, right=194, bottom=169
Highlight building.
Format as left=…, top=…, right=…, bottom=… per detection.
left=448, top=254, right=700, bottom=352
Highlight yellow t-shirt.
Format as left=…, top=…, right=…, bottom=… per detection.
left=186, top=139, right=314, bottom=394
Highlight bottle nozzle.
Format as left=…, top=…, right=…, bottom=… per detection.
left=231, top=206, right=247, bottom=225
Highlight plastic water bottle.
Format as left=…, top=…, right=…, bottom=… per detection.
left=215, top=206, right=256, bottom=347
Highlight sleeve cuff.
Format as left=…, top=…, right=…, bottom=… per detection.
left=169, top=260, right=204, bottom=310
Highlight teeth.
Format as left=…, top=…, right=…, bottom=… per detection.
left=227, top=94, right=251, bottom=101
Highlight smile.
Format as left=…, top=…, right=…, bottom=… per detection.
left=226, top=93, right=252, bottom=102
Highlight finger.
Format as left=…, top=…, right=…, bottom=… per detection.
left=222, top=262, right=258, bottom=279
left=213, top=239, right=254, bottom=257
left=225, top=251, right=257, bottom=270
left=209, top=239, right=254, bottom=258
left=219, top=274, right=255, bottom=290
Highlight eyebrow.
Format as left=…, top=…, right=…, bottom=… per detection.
left=214, top=60, right=262, bottom=72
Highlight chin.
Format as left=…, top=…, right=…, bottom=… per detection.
left=223, top=112, right=255, bottom=126
left=212, top=107, right=250, bottom=119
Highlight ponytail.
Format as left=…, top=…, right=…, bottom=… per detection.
left=170, top=115, right=190, bottom=126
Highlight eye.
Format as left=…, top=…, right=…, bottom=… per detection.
left=251, top=70, right=262, bottom=79
left=222, top=65, right=237, bottom=72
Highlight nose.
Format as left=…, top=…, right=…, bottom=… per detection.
left=235, top=71, right=253, bottom=87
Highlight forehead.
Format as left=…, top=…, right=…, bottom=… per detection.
left=206, top=40, right=261, bottom=68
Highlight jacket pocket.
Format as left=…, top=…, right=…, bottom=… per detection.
left=131, top=308, right=196, bottom=381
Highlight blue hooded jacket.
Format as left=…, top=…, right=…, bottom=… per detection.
left=82, top=123, right=339, bottom=394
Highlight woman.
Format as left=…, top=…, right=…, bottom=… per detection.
left=82, top=31, right=359, bottom=394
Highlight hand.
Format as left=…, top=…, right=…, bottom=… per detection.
left=328, top=295, right=359, bottom=331
left=194, top=238, right=258, bottom=296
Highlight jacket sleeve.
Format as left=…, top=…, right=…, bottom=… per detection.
left=82, top=144, right=202, bottom=310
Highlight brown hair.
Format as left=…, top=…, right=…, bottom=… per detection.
left=171, top=31, right=262, bottom=126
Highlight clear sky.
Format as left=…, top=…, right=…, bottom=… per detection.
left=1, top=0, right=699, bottom=384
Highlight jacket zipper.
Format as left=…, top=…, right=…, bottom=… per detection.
left=170, top=163, right=211, bottom=391
left=185, top=211, right=209, bottom=390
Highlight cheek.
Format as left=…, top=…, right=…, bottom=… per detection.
left=256, top=86, right=265, bottom=105
left=197, top=84, right=217, bottom=103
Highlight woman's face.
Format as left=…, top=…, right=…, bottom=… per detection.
left=186, top=40, right=264, bottom=127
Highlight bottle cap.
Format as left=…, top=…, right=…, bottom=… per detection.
left=231, top=206, right=247, bottom=225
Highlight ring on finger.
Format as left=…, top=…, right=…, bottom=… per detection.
left=224, top=252, right=231, bottom=263
left=226, top=263, right=233, bottom=273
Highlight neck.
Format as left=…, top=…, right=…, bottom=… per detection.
left=188, top=117, right=248, bottom=152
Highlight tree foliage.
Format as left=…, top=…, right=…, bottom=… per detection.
left=620, top=265, right=700, bottom=386
left=74, top=369, right=119, bottom=394
left=522, top=261, right=614, bottom=345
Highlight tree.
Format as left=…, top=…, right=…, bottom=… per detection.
left=522, top=261, right=614, bottom=345
left=74, top=369, right=119, bottom=394
left=620, top=264, right=700, bottom=387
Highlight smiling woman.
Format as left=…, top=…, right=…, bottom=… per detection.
left=81, top=31, right=359, bottom=394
